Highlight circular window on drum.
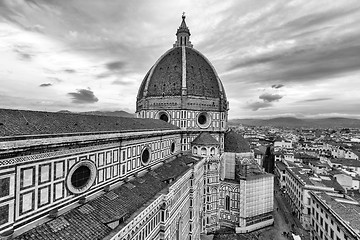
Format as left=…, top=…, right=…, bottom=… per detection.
left=66, top=160, right=97, bottom=195
left=141, top=147, right=151, bottom=165
left=197, top=112, right=211, bottom=128
left=158, top=111, right=170, bottom=123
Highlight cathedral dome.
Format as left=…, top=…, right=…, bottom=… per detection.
left=137, top=46, right=225, bottom=99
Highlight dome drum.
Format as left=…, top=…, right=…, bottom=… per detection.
left=136, top=95, right=227, bottom=112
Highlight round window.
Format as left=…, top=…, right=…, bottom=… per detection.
left=71, top=165, right=91, bottom=188
left=141, top=147, right=151, bottom=165
left=170, top=142, right=175, bottom=153
left=158, top=111, right=170, bottom=123
left=197, top=112, right=211, bottom=128
left=160, top=113, right=169, bottom=122
left=198, top=114, right=207, bottom=125
left=66, top=160, right=97, bottom=195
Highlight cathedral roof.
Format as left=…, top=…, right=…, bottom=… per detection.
left=13, top=155, right=197, bottom=240
left=191, top=132, right=219, bottom=146
left=224, top=130, right=251, bottom=153
left=0, top=108, right=178, bottom=138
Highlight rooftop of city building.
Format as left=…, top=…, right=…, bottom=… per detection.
left=313, top=191, right=360, bottom=234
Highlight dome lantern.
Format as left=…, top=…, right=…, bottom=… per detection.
left=173, top=13, right=193, bottom=48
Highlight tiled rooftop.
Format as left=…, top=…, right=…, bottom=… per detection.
left=287, top=167, right=318, bottom=186
left=318, top=175, right=345, bottom=192
left=192, top=132, right=219, bottom=146
left=224, top=130, right=251, bottom=153
left=288, top=166, right=344, bottom=192
left=0, top=108, right=178, bottom=138
left=14, top=155, right=197, bottom=240
left=330, top=158, right=360, bottom=167
left=235, top=161, right=271, bottom=181
left=316, top=192, right=360, bottom=232
left=294, top=152, right=319, bottom=160
left=275, top=161, right=287, bottom=171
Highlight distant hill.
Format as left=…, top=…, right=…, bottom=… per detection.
left=57, top=110, right=135, bottom=118
left=228, top=117, right=360, bottom=128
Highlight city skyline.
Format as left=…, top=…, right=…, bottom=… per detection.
left=1, top=0, right=360, bottom=119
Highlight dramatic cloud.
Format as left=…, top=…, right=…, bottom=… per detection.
left=106, top=61, right=126, bottom=71
left=67, top=89, right=99, bottom=104
left=14, top=50, right=32, bottom=60
left=112, top=79, right=133, bottom=85
left=25, top=24, right=45, bottom=33
left=64, top=69, right=76, bottom=74
left=259, top=93, right=283, bottom=102
left=271, top=84, right=284, bottom=89
left=13, top=45, right=33, bottom=60
left=300, top=98, right=332, bottom=102
left=246, top=101, right=272, bottom=111
left=39, top=83, right=52, bottom=87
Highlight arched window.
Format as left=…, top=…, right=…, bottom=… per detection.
left=225, top=195, right=230, bottom=211
left=201, top=147, right=207, bottom=156
left=210, top=147, right=215, bottom=156
left=193, top=146, right=198, bottom=155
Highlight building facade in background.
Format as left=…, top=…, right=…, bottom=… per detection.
left=0, top=16, right=273, bottom=240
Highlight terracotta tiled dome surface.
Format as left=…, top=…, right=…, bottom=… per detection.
left=137, top=47, right=223, bottom=99
left=224, top=130, right=251, bottom=153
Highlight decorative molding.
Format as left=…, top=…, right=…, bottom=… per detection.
left=0, top=143, right=119, bottom=167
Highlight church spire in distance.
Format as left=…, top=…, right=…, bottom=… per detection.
left=174, top=12, right=193, bottom=48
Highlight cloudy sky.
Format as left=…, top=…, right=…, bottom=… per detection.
left=1, top=0, right=360, bottom=119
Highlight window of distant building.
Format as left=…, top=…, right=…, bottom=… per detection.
left=176, top=218, right=182, bottom=240
left=171, top=142, right=176, bottom=153
left=225, top=195, right=230, bottom=211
